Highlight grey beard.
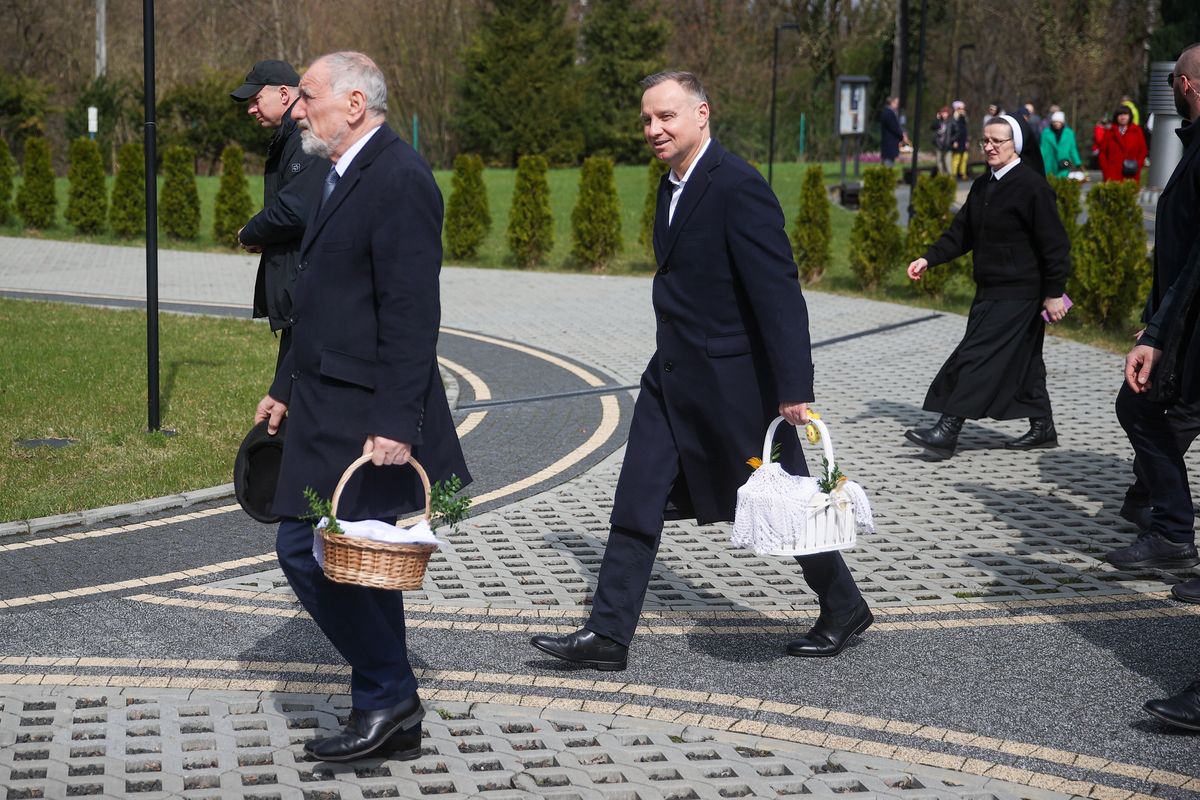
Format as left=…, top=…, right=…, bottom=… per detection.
left=300, top=129, right=334, bottom=159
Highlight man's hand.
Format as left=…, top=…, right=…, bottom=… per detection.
left=1043, top=295, right=1067, bottom=324
left=255, top=394, right=288, bottom=434
left=907, top=257, right=929, bottom=281
left=778, top=401, right=810, bottom=426
left=363, top=435, right=411, bottom=466
left=1124, top=344, right=1161, bottom=393
left=238, top=226, right=262, bottom=254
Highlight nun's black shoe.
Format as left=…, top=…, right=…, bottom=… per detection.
left=304, top=695, right=424, bottom=762
left=1006, top=417, right=1057, bottom=449
left=1143, top=680, right=1200, bottom=731
left=530, top=629, right=628, bottom=671
left=786, top=602, right=873, bottom=658
left=904, top=415, right=964, bottom=459
left=1105, top=532, right=1200, bottom=570
left=1172, top=578, right=1200, bottom=604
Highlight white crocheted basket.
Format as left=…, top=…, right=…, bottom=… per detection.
left=732, top=416, right=874, bottom=557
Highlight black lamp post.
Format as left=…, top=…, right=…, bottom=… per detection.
left=768, top=22, right=800, bottom=188
left=143, top=0, right=160, bottom=432
left=955, top=43, right=975, bottom=101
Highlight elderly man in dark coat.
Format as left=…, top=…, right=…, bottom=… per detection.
left=256, top=51, right=470, bottom=762
left=1113, top=42, right=1200, bottom=734
left=231, top=59, right=328, bottom=369
left=530, top=71, right=870, bottom=672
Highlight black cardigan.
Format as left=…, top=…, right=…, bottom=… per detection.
left=922, top=160, right=1070, bottom=300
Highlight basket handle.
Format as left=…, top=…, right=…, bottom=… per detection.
left=762, top=415, right=836, bottom=475
left=330, top=454, right=433, bottom=524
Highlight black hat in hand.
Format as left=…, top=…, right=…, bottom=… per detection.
left=233, top=418, right=287, bottom=523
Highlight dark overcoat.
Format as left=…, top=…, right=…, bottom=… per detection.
left=611, top=139, right=815, bottom=534
left=269, top=123, right=470, bottom=520
left=239, top=103, right=328, bottom=331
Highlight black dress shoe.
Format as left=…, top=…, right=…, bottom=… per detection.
left=1105, top=532, right=1200, bottom=570
left=904, top=415, right=964, bottom=459
left=1172, top=578, right=1200, bottom=604
left=530, top=628, right=628, bottom=671
left=1005, top=417, right=1057, bottom=450
left=786, top=602, right=873, bottom=657
left=304, top=694, right=424, bottom=762
left=1144, top=680, right=1200, bottom=731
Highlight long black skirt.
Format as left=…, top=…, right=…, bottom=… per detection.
left=923, top=296, right=1052, bottom=420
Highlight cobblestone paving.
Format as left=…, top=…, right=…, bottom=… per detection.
left=0, top=688, right=1062, bottom=800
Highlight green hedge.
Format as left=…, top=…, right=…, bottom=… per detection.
left=571, top=156, right=622, bottom=271
left=16, top=137, right=56, bottom=229
left=904, top=173, right=959, bottom=298
left=445, top=153, right=490, bottom=260
left=66, top=138, right=108, bottom=234
left=109, top=142, right=145, bottom=238
left=0, top=137, right=13, bottom=226
left=638, top=158, right=669, bottom=255
left=1072, top=180, right=1147, bottom=329
left=791, top=165, right=831, bottom=284
left=160, top=145, right=200, bottom=240
left=847, top=166, right=901, bottom=291
left=507, top=155, right=554, bottom=268
left=213, top=143, right=253, bottom=248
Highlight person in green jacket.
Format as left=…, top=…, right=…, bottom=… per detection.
left=1040, top=110, right=1082, bottom=177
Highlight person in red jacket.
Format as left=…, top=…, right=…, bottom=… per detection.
left=1099, top=105, right=1148, bottom=182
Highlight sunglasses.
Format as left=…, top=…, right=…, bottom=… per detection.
left=1168, top=72, right=1190, bottom=87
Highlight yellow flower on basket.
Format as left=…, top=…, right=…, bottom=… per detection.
left=746, top=456, right=764, bottom=470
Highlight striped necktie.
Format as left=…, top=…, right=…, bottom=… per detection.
left=321, top=166, right=339, bottom=208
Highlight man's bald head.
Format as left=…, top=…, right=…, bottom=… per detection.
left=1178, top=43, right=1200, bottom=76
left=1174, top=43, right=1200, bottom=121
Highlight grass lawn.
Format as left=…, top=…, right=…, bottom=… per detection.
left=0, top=298, right=277, bottom=521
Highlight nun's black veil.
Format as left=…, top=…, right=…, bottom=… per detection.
left=1015, top=115, right=1046, bottom=178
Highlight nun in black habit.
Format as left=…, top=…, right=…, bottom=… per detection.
left=904, top=113, right=1071, bottom=458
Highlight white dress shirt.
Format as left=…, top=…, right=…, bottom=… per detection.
left=333, top=125, right=383, bottom=176
left=667, top=137, right=712, bottom=226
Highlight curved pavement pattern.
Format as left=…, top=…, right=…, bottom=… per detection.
left=2, top=237, right=1199, bottom=800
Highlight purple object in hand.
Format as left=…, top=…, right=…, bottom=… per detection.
left=1042, top=293, right=1072, bottom=323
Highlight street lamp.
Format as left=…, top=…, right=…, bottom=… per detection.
left=954, top=44, right=975, bottom=101
left=768, top=22, right=800, bottom=188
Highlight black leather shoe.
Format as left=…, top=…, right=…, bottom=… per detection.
left=1119, top=496, right=1152, bottom=530
left=904, top=415, right=964, bottom=459
left=530, top=628, right=628, bottom=671
left=304, top=694, right=424, bottom=762
left=1005, top=417, right=1057, bottom=450
left=1144, top=680, right=1200, bottom=731
left=1172, top=578, right=1200, bottom=604
left=786, top=602, right=873, bottom=658
left=1106, top=532, right=1200, bottom=570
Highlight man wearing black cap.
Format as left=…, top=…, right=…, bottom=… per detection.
left=231, top=59, right=328, bottom=368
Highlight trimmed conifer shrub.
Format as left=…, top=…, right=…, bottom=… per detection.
left=791, top=165, right=831, bottom=284
left=109, top=142, right=145, bottom=238
left=638, top=158, right=669, bottom=255
left=1072, top=180, right=1147, bottom=329
left=904, top=173, right=960, bottom=298
left=66, top=137, right=108, bottom=234
left=213, top=144, right=253, bottom=248
left=445, top=153, right=491, bottom=260
left=571, top=156, right=622, bottom=271
left=0, top=137, right=14, bottom=226
left=1047, top=175, right=1082, bottom=241
left=15, top=136, right=56, bottom=229
left=507, top=154, right=554, bottom=268
left=160, top=145, right=200, bottom=240
left=847, top=166, right=902, bottom=291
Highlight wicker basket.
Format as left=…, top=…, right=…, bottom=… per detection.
left=319, top=453, right=437, bottom=590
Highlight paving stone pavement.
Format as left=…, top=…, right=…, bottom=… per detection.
left=3, top=238, right=1199, bottom=800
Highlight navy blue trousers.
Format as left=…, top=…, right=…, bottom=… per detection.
left=1116, top=384, right=1195, bottom=544
left=276, top=518, right=417, bottom=709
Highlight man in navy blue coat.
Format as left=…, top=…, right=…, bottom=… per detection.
left=531, top=71, right=870, bottom=672
left=880, top=96, right=908, bottom=166
left=255, top=51, right=470, bottom=762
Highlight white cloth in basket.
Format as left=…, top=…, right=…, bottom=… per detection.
left=731, top=416, right=875, bottom=557
left=312, top=518, right=441, bottom=570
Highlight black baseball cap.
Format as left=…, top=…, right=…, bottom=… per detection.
left=231, top=60, right=301, bottom=101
